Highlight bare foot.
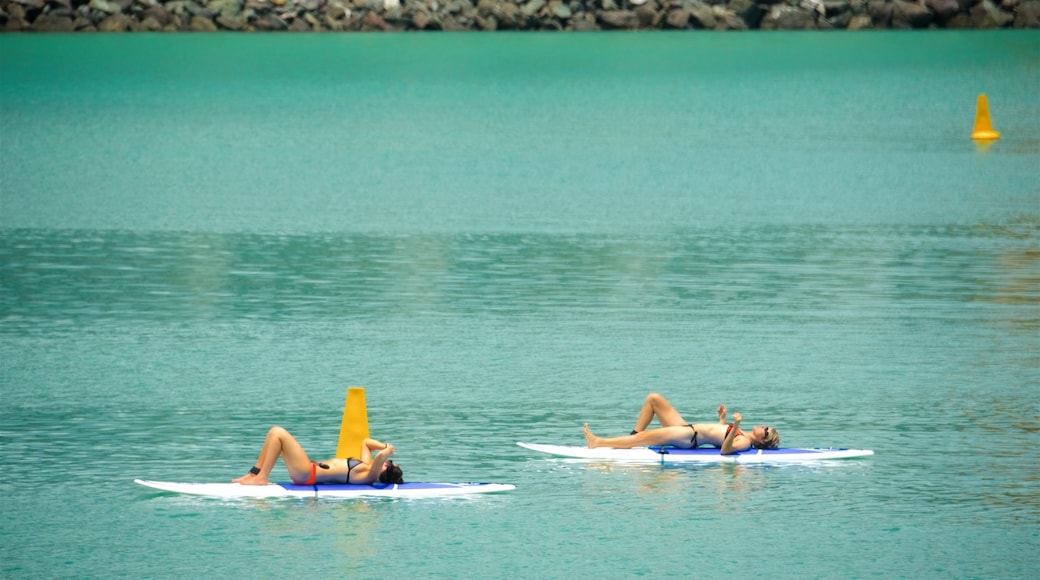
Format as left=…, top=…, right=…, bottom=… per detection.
left=232, top=474, right=269, bottom=486
left=583, top=423, right=600, bottom=449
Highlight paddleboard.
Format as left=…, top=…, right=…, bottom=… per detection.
left=135, top=479, right=515, bottom=499
left=517, top=442, right=873, bottom=463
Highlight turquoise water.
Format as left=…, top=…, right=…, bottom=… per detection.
left=2, top=32, right=1038, bottom=578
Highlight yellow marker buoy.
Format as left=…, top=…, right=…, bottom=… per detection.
left=971, top=94, right=1000, bottom=141
left=336, top=387, right=370, bottom=458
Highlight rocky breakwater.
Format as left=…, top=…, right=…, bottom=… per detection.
left=3, top=0, right=1039, bottom=31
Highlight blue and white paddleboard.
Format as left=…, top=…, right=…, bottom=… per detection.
left=135, top=479, right=515, bottom=499
left=517, top=442, right=873, bottom=463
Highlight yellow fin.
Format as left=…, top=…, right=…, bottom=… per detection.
left=336, top=387, right=370, bottom=458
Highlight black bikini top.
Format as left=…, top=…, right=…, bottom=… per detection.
left=345, top=458, right=362, bottom=483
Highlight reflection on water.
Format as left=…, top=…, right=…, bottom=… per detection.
left=3, top=225, right=1036, bottom=329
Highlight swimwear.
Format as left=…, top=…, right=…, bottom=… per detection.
left=292, top=459, right=363, bottom=485
left=344, top=458, right=362, bottom=484
left=725, top=423, right=745, bottom=438
left=685, top=424, right=699, bottom=448
left=292, top=462, right=319, bottom=486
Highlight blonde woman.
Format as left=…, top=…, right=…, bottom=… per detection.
left=583, top=392, right=780, bottom=454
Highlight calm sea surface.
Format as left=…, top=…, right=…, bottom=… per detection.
left=1, top=31, right=1038, bottom=578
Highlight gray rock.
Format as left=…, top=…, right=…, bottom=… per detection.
left=728, top=0, right=761, bottom=27
left=599, top=8, right=638, bottom=26
left=866, top=0, right=891, bottom=26
left=847, top=12, right=871, bottom=27
left=217, top=10, right=250, bottom=25
left=822, top=0, right=849, bottom=15
left=892, top=0, right=932, bottom=27
left=715, top=9, right=749, bottom=28
left=474, top=12, right=497, bottom=27
left=550, top=0, right=571, bottom=17
left=634, top=4, right=658, bottom=25
left=1014, top=0, right=1040, bottom=26
left=571, top=11, right=598, bottom=28
left=761, top=5, right=817, bottom=28
left=189, top=13, right=217, bottom=27
left=98, top=12, right=132, bottom=28
left=89, top=0, right=124, bottom=14
left=521, top=0, right=544, bottom=16
left=664, top=7, right=689, bottom=26
left=971, top=0, right=1013, bottom=26
left=688, top=0, right=715, bottom=27
left=923, top=0, right=959, bottom=20
left=31, top=13, right=77, bottom=30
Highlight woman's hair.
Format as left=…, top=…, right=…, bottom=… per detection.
left=758, top=427, right=781, bottom=450
left=379, top=462, right=404, bottom=485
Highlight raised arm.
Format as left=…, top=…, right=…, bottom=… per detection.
left=370, top=443, right=395, bottom=473
left=353, top=441, right=396, bottom=484
left=720, top=412, right=750, bottom=455
left=360, top=438, right=388, bottom=463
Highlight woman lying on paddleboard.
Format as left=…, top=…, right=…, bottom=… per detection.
left=233, top=426, right=404, bottom=486
left=583, top=392, right=780, bottom=453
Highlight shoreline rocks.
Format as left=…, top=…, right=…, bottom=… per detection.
left=2, top=0, right=1038, bottom=31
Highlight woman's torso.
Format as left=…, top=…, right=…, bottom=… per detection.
left=312, top=457, right=365, bottom=484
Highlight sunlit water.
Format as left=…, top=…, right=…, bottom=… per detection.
left=1, top=31, right=1038, bottom=578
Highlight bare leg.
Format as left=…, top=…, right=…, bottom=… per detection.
left=585, top=423, right=696, bottom=449
left=232, top=426, right=313, bottom=485
left=632, top=393, right=688, bottom=432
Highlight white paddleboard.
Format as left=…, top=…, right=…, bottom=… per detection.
left=517, top=442, right=873, bottom=463
left=135, top=479, right=515, bottom=499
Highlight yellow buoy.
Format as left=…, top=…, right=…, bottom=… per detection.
left=335, top=386, right=370, bottom=458
left=971, top=94, right=1000, bottom=141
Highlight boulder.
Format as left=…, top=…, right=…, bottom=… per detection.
left=866, top=0, right=891, bottom=26
left=970, top=0, right=1013, bottom=26
left=411, top=9, right=430, bottom=26
left=923, top=0, right=960, bottom=21
left=713, top=7, right=749, bottom=28
left=634, top=4, right=658, bottom=26
left=89, top=0, right=123, bottom=13
left=689, top=0, right=716, bottom=26
left=549, top=0, right=570, bottom=18
left=99, top=12, right=134, bottom=28
left=664, top=7, right=689, bottom=26
left=474, top=12, right=496, bottom=27
left=1014, top=0, right=1040, bottom=26
left=599, top=9, right=638, bottom=26
left=141, top=4, right=173, bottom=24
left=189, top=13, right=217, bottom=27
left=31, top=12, right=76, bottom=29
left=892, top=0, right=932, bottom=27
left=761, top=5, right=817, bottom=28
left=216, top=10, right=249, bottom=26
left=847, top=13, right=872, bottom=27
left=571, top=11, right=597, bottom=28
left=361, top=9, right=391, bottom=27
left=727, top=0, right=761, bottom=27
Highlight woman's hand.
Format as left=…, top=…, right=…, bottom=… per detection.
left=733, top=412, right=742, bottom=424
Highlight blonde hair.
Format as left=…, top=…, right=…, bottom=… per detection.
left=759, top=427, right=780, bottom=450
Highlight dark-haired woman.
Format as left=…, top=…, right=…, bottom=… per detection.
left=582, top=392, right=780, bottom=454
left=233, top=426, right=403, bottom=486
